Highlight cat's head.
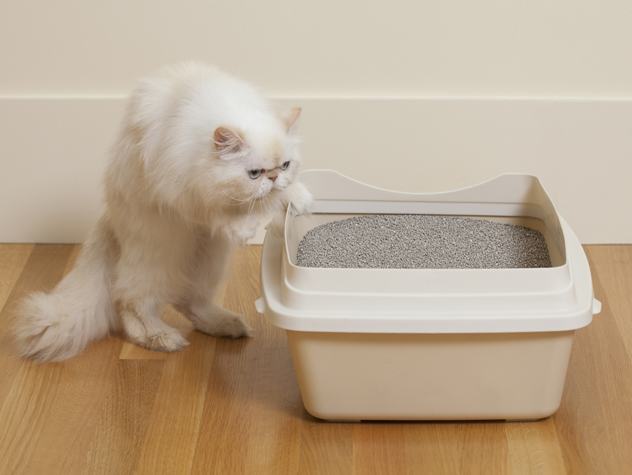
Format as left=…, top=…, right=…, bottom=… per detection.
left=204, top=107, right=303, bottom=208
left=114, top=62, right=306, bottom=227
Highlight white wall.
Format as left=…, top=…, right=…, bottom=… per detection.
left=1, top=1, right=631, bottom=243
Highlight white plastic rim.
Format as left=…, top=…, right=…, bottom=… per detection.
left=260, top=170, right=598, bottom=334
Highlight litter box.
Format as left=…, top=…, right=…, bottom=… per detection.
left=256, top=170, right=600, bottom=421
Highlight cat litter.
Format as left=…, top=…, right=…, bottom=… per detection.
left=257, top=170, right=600, bottom=422
left=295, top=214, right=552, bottom=270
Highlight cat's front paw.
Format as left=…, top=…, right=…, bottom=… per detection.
left=128, top=325, right=189, bottom=353
left=287, top=182, right=313, bottom=215
left=145, top=328, right=190, bottom=353
left=193, top=306, right=253, bottom=338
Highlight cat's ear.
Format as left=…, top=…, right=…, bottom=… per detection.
left=279, top=107, right=302, bottom=134
left=214, top=126, right=245, bottom=158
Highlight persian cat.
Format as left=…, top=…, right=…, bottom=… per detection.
left=14, top=62, right=312, bottom=362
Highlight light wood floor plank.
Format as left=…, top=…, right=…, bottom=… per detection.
left=0, top=243, right=34, bottom=411
left=585, top=246, right=632, bottom=363
left=354, top=423, right=406, bottom=475
left=189, top=246, right=262, bottom=475
left=0, top=243, right=34, bottom=312
left=505, top=418, right=567, bottom=475
left=0, top=245, right=72, bottom=408
left=81, top=360, right=164, bottom=475
left=243, top=346, right=304, bottom=475
left=190, top=337, right=257, bottom=475
left=0, top=245, right=74, bottom=474
left=24, top=244, right=122, bottom=475
left=298, top=419, right=354, bottom=475
left=133, top=312, right=217, bottom=475
left=24, top=243, right=127, bottom=474
left=403, top=424, right=461, bottom=475
left=0, top=361, right=65, bottom=474
left=403, top=422, right=511, bottom=475
left=25, top=336, right=124, bottom=475
left=553, top=246, right=632, bottom=475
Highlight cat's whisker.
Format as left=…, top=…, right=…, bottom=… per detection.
left=219, top=188, right=261, bottom=212
left=260, top=195, right=270, bottom=220
left=220, top=191, right=250, bottom=205
left=247, top=193, right=258, bottom=221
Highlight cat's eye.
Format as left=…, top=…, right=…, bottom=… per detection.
left=248, top=169, right=263, bottom=179
left=280, top=161, right=290, bottom=171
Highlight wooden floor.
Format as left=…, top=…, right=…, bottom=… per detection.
left=0, top=244, right=631, bottom=474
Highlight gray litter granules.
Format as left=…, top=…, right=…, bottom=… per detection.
left=295, top=215, right=552, bottom=269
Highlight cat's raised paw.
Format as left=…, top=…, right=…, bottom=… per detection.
left=288, top=182, right=313, bottom=215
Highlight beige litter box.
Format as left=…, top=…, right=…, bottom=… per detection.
left=256, top=171, right=600, bottom=421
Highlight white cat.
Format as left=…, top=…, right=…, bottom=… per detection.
left=14, top=62, right=312, bottom=362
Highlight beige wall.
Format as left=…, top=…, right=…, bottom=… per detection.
left=3, top=1, right=632, bottom=97
left=1, top=1, right=631, bottom=243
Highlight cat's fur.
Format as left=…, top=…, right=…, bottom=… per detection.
left=14, top=62, right=312, bottom=362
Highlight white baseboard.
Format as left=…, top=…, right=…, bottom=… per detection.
left=1, top=97, right=631, bottom=244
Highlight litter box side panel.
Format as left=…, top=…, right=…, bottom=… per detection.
left=286, top=330, right=575, bottom=421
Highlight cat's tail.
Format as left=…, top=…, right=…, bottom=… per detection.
left=14, top=216, right=118, bottom=362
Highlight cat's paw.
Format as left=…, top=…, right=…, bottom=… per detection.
left=287, top=182, right=313, bottom=215
left=145, top=328, right=190, bottom=352
left=193, top=306, right=253, bottom=338
left=135, top=327, right=189, bottom=353
left=121, top=311, right=189, bottom=353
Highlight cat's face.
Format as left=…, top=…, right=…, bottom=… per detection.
left=209, top=108, right=302, bottom=209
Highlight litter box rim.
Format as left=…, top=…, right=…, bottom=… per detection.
left=258, top=171, right=599, bottom=334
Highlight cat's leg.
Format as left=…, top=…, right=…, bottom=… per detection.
left=118, top=298, right=189, bottom=352
left=113, top=219, right=193, bottom=352
left=174, top=233, right=253, bottom=338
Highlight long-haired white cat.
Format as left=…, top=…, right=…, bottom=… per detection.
left=14, top=62, right=312, bottom=362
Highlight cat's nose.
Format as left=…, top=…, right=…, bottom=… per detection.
left=269, top=176, right=277, bottom=183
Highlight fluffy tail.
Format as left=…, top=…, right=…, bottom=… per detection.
left=14, top=217, right=118, bottom=362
